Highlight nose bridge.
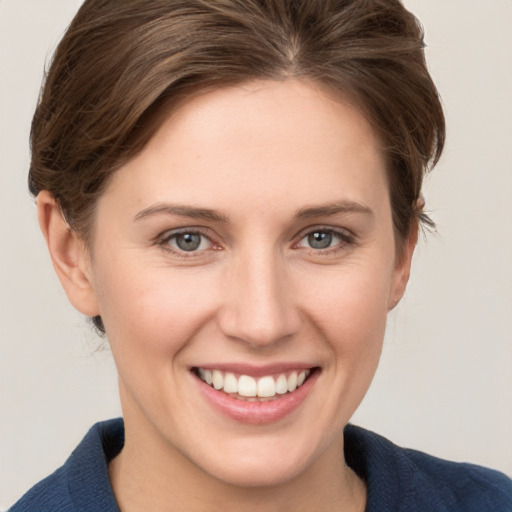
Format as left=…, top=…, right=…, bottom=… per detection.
left=218, top=245, right=300, bottom=347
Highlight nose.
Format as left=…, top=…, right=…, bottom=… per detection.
left=217, top=250, right=301, bottom=348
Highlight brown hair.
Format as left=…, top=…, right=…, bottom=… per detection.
left=29, top=0, right=445, bottom=332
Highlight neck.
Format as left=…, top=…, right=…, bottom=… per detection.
left=108, top=417, right=366, bottom=512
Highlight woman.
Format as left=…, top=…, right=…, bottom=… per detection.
left=9, top=0, right=512, bottom=510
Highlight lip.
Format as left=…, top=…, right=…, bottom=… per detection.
left=193, top=362, right=315, bottom=378
left=193, top=366, right=320, bottom=424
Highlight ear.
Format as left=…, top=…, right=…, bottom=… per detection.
left=37, top=191, right=100, bottom=317
left=388, top=219, right=419, bottom=311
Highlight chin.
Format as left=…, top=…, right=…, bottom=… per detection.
left=202, top=454, right=309, bottom=488
left=184, top=429, right=333, bottom=489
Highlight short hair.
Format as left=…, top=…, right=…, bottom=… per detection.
left=29, top=0, right=445, bottom=332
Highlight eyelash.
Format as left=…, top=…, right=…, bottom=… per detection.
left=157, top=228, right=218, bottom=259
left=156, top=226, right=356, bottom=259
left=294, top=227, right=356, bottom=256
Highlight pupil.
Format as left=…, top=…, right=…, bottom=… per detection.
left=176, top=233, right=201, bottom=251
left=308, top=232, right=332, bottom=249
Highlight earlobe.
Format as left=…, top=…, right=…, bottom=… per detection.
left=388, top=220, right=419, bottom=310
left=37, top=191, right=100, bottom=317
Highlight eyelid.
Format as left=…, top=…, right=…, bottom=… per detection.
left=155, top=224, right=356, bottom=259
left=292, top=225, right=356, bottom=252
left=294, top=225, right=355, bottom=242
left=160, top=226, right=214, bottom=238
left=157, top=227, right=220, bottom=257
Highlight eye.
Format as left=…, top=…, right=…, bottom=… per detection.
left=296, top=228, right=354, bottom=252
left=305, top=231, right=335, bottom=249
left=164, top=231, right=213, bottom=253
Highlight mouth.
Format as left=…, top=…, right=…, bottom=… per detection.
left=192, top=366, right=319, bottom=402
left=192, top=365, right=320, bottom=423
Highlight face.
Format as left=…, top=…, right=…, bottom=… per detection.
left=80, top=80, right=412, bottom=487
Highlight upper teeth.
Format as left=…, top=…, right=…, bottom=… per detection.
left=198, top=369, right=311, bottom=398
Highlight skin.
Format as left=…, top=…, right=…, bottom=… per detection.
left=38, top=79, right=416, bottom=511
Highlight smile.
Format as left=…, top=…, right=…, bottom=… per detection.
left=192, top=365, right=320, bottom=423
left=195, top=368, right=312, bottom=400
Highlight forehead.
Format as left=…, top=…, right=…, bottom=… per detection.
left=100, top=79, right=389, bottom=218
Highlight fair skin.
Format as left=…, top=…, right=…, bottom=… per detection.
left=38, top=79, right=416, bottom=512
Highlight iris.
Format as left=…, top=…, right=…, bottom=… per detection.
left=175, top=233, right=202, bottom=251
left=308, top=231, right=333, bottom=249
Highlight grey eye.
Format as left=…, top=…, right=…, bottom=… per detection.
left=307, top=231, right=333, bottom=249
left=174, top=233, right=203, bottom=251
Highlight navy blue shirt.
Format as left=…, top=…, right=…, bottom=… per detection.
left=10, top=418, right=512, bottom=511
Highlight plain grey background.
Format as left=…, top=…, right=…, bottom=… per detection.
left=1, top=0, right=511, bottom=507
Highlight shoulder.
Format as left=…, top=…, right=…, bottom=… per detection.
left=344, top=424, right=512, bottom=512
left=8, top=465, right=71, bottom=512
left=404, top=445, right=512, bottom=511
left=9, top=419, right=123, bottom=512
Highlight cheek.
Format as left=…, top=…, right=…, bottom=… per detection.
left=287, top=261, right=392, bottom=434
left=320, top=279, right=387, bottom=387
left=92, top=253, right=221, bottom=358
left=299, top=260, right=393, bottom=348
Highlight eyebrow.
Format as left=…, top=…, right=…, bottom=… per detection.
left=134, top=203, right=229, bottom=223
left=133, top=199, right=373, bottom=224
left=294, top=200, right=374, bottom=220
